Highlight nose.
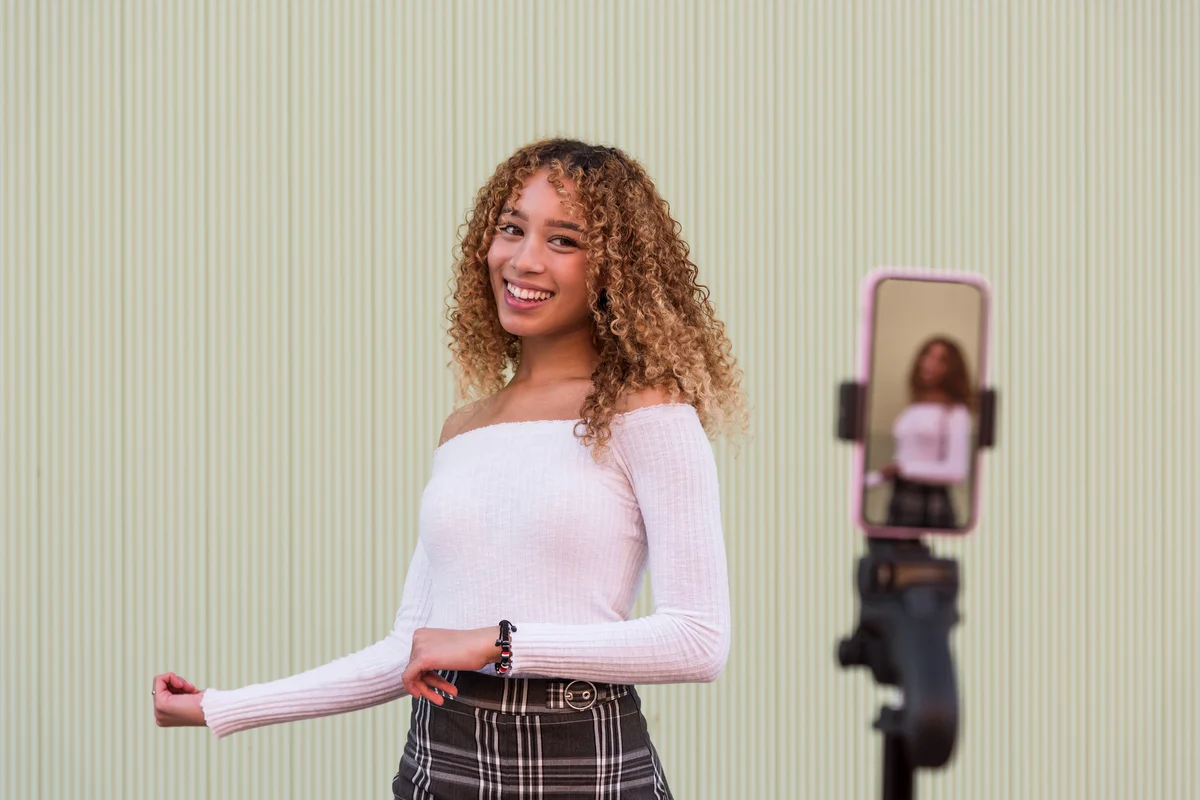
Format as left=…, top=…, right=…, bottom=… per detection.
left=510, top=237, right=547, bottom=275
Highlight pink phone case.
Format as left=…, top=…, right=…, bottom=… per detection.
left=851, top=267, right=993, bottom=538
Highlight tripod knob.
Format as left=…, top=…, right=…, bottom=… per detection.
left=837, top=635, right=866, bottom=668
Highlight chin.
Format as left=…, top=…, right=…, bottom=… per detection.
left=499, top=320, right=531, bottom=338
left=496, top=310, right=541, bottom=339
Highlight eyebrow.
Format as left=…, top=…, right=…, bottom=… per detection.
left=500, top=207, right=585, bottom=234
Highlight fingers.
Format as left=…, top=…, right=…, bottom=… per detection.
left=153, top=672, right=199, bottom=729
left=171, top=674, right=198, bottom=694
left=413, top=671, right=444, bottom=705
left=425, top=673, right=458, bottom=698
left=401, top=664, right=453, bottom=706
left=400, top=664, right=428, bottom=704
left=154, top=672, right=198, bottom=696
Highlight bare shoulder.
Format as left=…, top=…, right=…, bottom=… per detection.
left=438, top=399, right=490, bottom=447
left=617, top=385, right=681, bottom=414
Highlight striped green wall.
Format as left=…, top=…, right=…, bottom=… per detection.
left=2, top=2, right=1196, bottom=798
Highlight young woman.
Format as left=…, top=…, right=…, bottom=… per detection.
left=152, top=138, right=747, bottom=799
left=878, top=336, right=974, bottom=530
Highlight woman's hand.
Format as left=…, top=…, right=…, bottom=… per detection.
left=152, top=672, right=207, bottom=728
left=881, top=462, right=901, bottom=480
left=401, top=628, right=500, bottom=705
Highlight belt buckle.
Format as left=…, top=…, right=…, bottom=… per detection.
left=563, top=680, right=598, bottom=711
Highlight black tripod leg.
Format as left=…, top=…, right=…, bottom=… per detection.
left=882, top=733, right=914, bottom=800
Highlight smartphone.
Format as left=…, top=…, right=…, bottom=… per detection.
left=851, top=267, right=992, bottom=538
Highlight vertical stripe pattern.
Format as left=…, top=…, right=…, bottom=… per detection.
left=2, top=1, right=1197, bottom=798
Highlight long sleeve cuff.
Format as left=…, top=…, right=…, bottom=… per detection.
left=200, top=640, right=413, bottom=739
left=510, top=614, right=729, bottom=685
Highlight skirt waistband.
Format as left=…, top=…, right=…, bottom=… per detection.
left=434, top=669, right=631, bottom=715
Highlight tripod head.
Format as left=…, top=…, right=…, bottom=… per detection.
left=836, top=537, right=960, bottom=768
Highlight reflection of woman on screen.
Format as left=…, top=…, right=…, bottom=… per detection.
left=879, top=336, right=974, bottom=529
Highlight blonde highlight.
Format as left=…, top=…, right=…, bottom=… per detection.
left=445, top=138, right=748, bottom=454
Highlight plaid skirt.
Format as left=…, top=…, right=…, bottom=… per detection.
left=392, top=670, right=674, bottom=800
left=886, top=478, right=959, bottom=530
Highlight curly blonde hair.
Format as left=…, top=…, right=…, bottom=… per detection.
left=446, top=138, right=748, bottom=454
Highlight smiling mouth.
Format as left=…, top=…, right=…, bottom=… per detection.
left=504, top=280, right=555, bottom=304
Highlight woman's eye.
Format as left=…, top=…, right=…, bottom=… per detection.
left=550, top=236, right=579, bottom=248
left=498, top=224, right=522, bottom=236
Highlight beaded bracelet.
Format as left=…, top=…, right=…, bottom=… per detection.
left=495, top=619, right=517, bottom=676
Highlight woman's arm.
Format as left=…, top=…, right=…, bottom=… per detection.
left=897, top=406, right=972, bottom=484
left=503, top=403, right=732, bottom=686
left=197, top=538, right=437, bottom=740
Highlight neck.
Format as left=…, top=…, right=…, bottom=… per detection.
left=916, top=390, right=952, bottom=404
left=511, top=326, right=600, bottom=386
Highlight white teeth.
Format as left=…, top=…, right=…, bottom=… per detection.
left=507, top=282, right=552, bottom=302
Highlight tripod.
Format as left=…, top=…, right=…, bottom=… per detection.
left=834, top=378, right=996, bottom=798
left=836, top=537, right=960, bottom=800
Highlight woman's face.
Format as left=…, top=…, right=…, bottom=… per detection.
left=917, top=342, right=951, bottom=388
left=487, top=169, right=593, bottom=341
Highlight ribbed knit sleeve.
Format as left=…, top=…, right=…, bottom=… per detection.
left=507, top=405, right=732, bottom=685
left=200, top=538, right=435, bottom=740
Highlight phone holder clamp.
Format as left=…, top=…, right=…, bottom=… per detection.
left=836, top=381, right=998, bottom=447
